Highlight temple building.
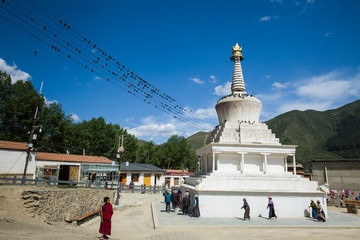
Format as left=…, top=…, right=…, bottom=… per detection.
left=182, top=44, right=326, bottom=218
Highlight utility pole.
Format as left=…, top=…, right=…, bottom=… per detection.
left=22, top=82, right=43, bottom=184
left=115, top=135, right=125, bottom=205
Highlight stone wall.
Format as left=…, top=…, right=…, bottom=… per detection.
left=22, top=188, right=114, bottom=222
left=312, top=160, right=360, bottom=191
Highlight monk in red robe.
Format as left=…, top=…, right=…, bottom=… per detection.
left=99, top=197, right=113, bottom=239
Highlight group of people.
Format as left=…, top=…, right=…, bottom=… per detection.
left=241, top=196, right=277, bottom=221
left=164, top=189, right=200, bottom=217
left=310, top=200, right=326, bottom=222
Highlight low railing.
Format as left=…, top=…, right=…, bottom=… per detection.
left=0, top=176, right=166, bottom=194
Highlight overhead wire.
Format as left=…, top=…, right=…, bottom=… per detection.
left=1, top=1, right=208, bottom=131
left=0, top=1, right=215, bottom=131
left=12, top=0, right=215, bottom=130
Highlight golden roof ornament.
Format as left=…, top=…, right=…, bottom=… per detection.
left=231, top=43, right=244, bottom=61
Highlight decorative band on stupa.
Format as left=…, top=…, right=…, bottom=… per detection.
left=230, top=43, right=246, bottom=94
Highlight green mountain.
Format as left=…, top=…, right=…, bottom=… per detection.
left=186, top=99, right=360, bottom=170
left=186, top=131, right=210, bottom=151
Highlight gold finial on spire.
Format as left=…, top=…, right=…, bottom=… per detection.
left=232, top=43, right=242, bottom=51
left=231, top=43, right=244, bottom=61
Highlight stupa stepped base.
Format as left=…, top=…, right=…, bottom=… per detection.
left=210, top=121, right=281, bottom=145
left=185, top=172, right=319, bottom=193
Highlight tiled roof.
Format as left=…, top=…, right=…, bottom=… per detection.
left=120, top=162, right=164, bottom=172
left=164, top=169, right=194, bottom=176
left=0, top=140, right=27, bottom=151
left=36, top=152, right=112, bottom=164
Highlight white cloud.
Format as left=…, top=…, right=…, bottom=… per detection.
left=299, top=0, right=315, bottom=14
left=214, top=81, right=231, bottom=96
left=44, top=97, right=58, bottom=105
left=0, top=58, right=31, bottom=83
left=324, top=32, right=333, bottom=37
left=272, top=82, right=290, bottom=89
left=124, top=117, right=134, bottom=122
left=259, top=68, right=360, bottom=120
left=70, top=113, right=81, bottom=122
left=94, top=76, right=101, bottom=80
left=260, top=16, right=271, bottom=22
left=189, top=77, right=204, bottom=85
left=270, top=0, right=283, bottom=3
left=295, top=71, right=358, bottom=101
left=128, top=117, right=178, bottom=139
left=193, top=107, right=217, bottom=120
left=91, top=49, right=96, bottom=53
left=266, top=75, right=271, bottom=79
left=209, top=75, right=217, bottom=83
left=126, top=109, right=217, bottom=144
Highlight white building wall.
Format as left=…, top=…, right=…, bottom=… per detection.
left=126, top=173, right=131, bottom=185
left=218, top=154, right=238, bottom=172
left=0, top=149, right=36, bottom=178
left=158, top=175, right=165, bottom=186
left=267, top=155, right=285, bottom=173
left=138, top=173, right=144, bottom=186
left=244, top=154, right=262, bottom=172
left=150, top=173, right=155, bottom=186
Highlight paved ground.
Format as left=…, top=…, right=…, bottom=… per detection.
left=152, top=201, right=360, bottom=228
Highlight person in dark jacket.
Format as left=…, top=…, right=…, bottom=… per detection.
left=192, top=194, right=200, bottom=217
left=177, top=189, right=182, bottom=208
left=182, top=191, right=191, bottom=215
left=267, top=196, right=277, bottom=220
left=241, top=198, right=250, bottom=220
left=171, top=189, right=179, bottom=211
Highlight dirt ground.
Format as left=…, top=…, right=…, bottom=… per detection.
left=1, top=185, right=360, bottom=240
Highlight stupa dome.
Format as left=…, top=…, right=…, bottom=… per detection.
left=215, top=93, right=262, bottom=124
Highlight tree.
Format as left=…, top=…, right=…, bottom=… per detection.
left=0, top=71, right=44, bottom=142
left=154, top=135, right=196, bottom=171
left=64, top=117, right=138, bottom=161
left=37, top=103, right=72, bottom=153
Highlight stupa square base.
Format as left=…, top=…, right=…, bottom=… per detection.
left=182, top=187, right=326, bottom=218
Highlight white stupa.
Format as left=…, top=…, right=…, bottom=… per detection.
left=182, top=44, right=326, bottom=218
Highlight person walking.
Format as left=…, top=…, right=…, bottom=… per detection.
left=340, top=197, right=344, bottom=208
left=267, top=196, right=277, bottom=220
left=182, top=191, right=190, bottom=215
left=316, top=200, right=326, bottom=222
left=241, top=198, right=250, bottom=220
left=310, top=200, right=317, bottom=219
left=192, top=194, right=200, bottom=217
left=99, top=197, right=113, bottom=239
left=165, top=190, right=171, bottom=212
left=171, top=189, right=179, bottom=212
left=177, top=189, right=182, bottom=208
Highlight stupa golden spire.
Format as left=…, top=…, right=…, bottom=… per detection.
left=230, top=43, right=245, bottom=93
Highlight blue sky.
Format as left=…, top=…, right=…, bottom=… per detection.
left=0, top=0, right=359, bottom=144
